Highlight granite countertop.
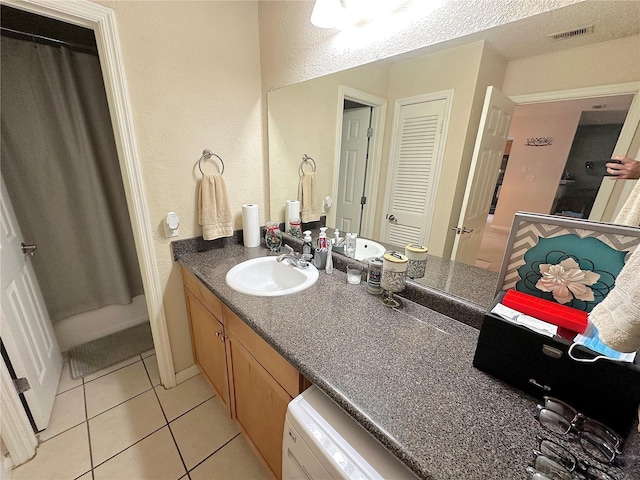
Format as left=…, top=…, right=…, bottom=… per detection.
left=176, top=242, right=640, bottom=480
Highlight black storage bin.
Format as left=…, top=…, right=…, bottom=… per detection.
left=473, top=291, right=640, bottom=436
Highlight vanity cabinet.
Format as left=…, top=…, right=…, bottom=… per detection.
left=181, top=267, right=308, bottom=479
left=182, top=272, right=231, bottom=414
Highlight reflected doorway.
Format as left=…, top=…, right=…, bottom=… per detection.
left=476, top=94, right=633, bottom=272
left=335, top=101, right=373, bottom=235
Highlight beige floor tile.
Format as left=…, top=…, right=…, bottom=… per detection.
left=143, top=354, right=161, bottom=386
left=75, top=472, right=92, bottom=480
left=57, top=361, right=83, bottom=394
left=141, top=348, right=155, bottom=359
left=90, top=389, right=167, bottom=466
left=39, top=386, right=86, bottom=441
left=170, top=398, right=239, bottom=470
left=189, top=435, right=273, bottom=480
left=83, top=355, right=142, bottom=383
left=12, top=424, right=91, bottom=480
left=155, top=374, right=214, bottom=421
left=85, top=362, right=152, bottom=418
left=93, top=426, right=186, bottom=480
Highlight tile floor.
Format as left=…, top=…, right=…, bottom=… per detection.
left=12, top=351, right=273, bottom=480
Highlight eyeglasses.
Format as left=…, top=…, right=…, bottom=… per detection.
left=526, top=437, right=618, bottom=480
left=534, top=396, right=622, bottom=465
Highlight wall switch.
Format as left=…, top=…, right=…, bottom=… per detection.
left=522, top=166, right=528, bottom=173
left=526, top=175, right=536, bottom=182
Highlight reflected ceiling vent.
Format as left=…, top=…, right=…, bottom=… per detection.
left=547, top=25, right=594, bottom=41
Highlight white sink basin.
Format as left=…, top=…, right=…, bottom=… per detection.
left=226, top=256, right=319, bottom=296
left=354, top=238, right=386, bottom=261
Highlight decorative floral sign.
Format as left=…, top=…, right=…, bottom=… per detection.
left=535, top=258, right=600, bottom=304
left=525, top=137, right=553, bottom=146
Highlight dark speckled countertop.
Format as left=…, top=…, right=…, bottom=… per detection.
left=176, top=242, right=640, bottom=480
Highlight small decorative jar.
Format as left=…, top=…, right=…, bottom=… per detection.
left=288, top=218, right=302, bottom=238
left=405, top=244, right=428, bottom=279
left=366, top=257, right=383, bottom=295
left=380, top=251, right=408, bottom=307
left=265, top=221, right=283, bottom=252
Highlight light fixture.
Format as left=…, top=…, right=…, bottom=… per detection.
left=310, top=0, right=347, bottom=29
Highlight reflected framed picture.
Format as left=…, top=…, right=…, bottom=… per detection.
left=496, top=212, right=640, bottom=312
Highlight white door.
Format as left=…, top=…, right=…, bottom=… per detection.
left=1, top=177, right=62, bottom=431
left=451, top=86, right=515, bottom=264
left=336, top=107, right=371, bottom=234
left=382, top=97, right=448, bottom=247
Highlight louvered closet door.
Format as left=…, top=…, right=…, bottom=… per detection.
left=383, top=99, right=446, bottom=247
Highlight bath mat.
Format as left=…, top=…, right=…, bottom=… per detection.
left=68, top=322, right=154, bottom=379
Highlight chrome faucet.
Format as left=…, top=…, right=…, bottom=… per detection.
left=276, top=245, right=312, bottom=268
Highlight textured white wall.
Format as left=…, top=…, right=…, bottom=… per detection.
left=503, top=34, right=640, bottom=96
left=258, top=0, right=583, bottom=91
left=98, top=1, right=264, bottom=373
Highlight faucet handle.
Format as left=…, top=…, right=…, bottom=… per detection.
left=283, top=244, right=294, bottom=255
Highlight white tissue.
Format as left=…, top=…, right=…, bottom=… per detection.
left=242, top=204, right=260, bottom=247
left=491, top=303, right=558, bottom=338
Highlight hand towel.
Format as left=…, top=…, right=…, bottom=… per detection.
left=588, top=246, right=640, bottom=352
left=297, top=172, right=320, bottom=223
left=198, top=173, right=233, bottom=240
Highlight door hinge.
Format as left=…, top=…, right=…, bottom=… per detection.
left=367, top=127, right=373, bottom=138
left=13, top=377, right=30, bottom=394
left=360, top=196, right=367, bottom=205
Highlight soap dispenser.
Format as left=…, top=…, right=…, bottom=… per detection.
left=303, top=230, right=314, bottom=258
left=318, top=227, right=328, bottom=249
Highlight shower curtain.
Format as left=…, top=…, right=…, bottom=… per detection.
left=0, top=35, right=144, bottom=323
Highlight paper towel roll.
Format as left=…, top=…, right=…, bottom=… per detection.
left=242, top=204, right=260, bottom=247
left=285, top=200, right=300, bottom=233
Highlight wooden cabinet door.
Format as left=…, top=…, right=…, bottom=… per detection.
left=185, top=290, right=230, bottom=413
left=228, top=335, right=292, bottom=479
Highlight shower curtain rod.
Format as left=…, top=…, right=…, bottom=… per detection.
left=0, top=26, right=98, bottom=55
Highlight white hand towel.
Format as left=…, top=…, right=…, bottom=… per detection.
left=297, top=172, right=320, bottom=223
left=198, top=173, right=233, bottom=240
left=588, top=246, right=640, bottom=352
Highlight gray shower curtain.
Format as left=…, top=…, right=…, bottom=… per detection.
left=1, top=35, right=144, bottom=323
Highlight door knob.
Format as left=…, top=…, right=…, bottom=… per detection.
left=451, top=227, right=473, bottom=234
left=387, top=214, right=398, bottom=224
left=21, top=243, right=37, bottom=256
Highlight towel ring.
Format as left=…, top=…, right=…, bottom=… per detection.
left=299, top=154, right=316, bottom=177
left=198, top=149, right=225, bottom=175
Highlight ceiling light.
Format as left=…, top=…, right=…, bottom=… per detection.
left=310, top=0, right=347, bottom=29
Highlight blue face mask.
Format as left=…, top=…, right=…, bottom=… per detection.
left=569, top=326, right=636, bottom=363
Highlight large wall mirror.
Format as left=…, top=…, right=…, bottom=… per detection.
left=268, top=1, right=640, bottom=302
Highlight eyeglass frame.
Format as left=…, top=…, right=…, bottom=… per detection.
left=530, top=436, right=619, bottom=480
left=534, top=396, right=623, bottom=465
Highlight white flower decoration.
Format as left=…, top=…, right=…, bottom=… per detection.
left=535, top=258, right=600, bottom=304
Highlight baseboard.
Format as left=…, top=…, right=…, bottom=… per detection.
left=174, top=364, right=201, bottom=385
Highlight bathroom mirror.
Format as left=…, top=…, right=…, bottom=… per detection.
left=268, top=1, right=640, bottom=304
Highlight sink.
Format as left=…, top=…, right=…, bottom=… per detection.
left=225, top=256, right=319, bottom=296
left=354, top=238, right=386, bottom=261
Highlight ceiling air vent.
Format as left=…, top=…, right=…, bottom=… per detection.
left=547, top=25, right=594, bottom=41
